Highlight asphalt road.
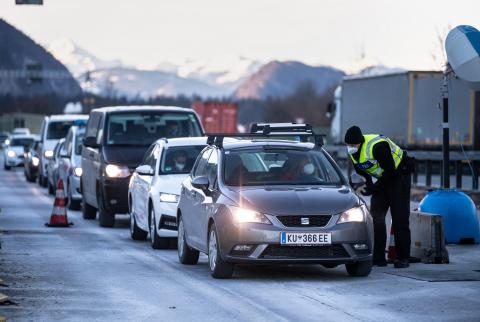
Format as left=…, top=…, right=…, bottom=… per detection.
left=1, top=165, right=480, bottom=322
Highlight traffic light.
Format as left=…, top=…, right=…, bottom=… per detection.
left=15, top=0, right=43, bottom=5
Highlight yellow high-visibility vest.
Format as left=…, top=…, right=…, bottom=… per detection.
left=350, top=134, right=403, bottom=178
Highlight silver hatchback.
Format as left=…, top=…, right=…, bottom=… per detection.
left=177, top=125, right=373, bottom=279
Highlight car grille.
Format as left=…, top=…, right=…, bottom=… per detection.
left=276, top=215, right=332, bottom=227
left=260, top=245, right=349, bottom=259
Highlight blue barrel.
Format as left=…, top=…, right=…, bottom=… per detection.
left=419, top=190, right=479, bottom=244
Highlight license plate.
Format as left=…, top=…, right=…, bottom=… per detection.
left=280, top=232, right=331, bottom=245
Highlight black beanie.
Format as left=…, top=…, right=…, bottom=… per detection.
left=344, top=126, right=364, bottom=144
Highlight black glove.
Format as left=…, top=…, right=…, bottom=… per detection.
left=360, top=185, right=374, bottom=196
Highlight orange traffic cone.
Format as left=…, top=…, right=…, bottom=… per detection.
left=387, top=226, right=397, bottom=262
left=45, top=179, right=72, bottom=227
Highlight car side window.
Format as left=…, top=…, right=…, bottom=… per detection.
left=40, top=120, right=46, bottom=140
left=85, top=112, right=99, bottom=139
left=65, top=132, right=73, bottom=156
left=206, top=149, right=218, bottom=190
left=193, top=148, right=212, bottom=177
left=141, top=144, right=157, bottom=169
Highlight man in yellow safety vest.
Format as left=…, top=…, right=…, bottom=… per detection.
left=345, top=126, right=413, bottom=268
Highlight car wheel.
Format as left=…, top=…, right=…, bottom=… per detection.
left=130, top=213, right=148, bottom=240
left=345, top=260, right=373, bottom=277
left=177, top=216, right=199, bottom=265
left=4, top=163, right=11, bottom=170
left=48, top=179, right=55, bottom=195
left=82, top=201, right=97, bottom=220
left=67, top=184, right=81, bottom=210
left=208, top=223, right=234, bottom=279
left=149, top=209, right=169, bottom=249
left=40, top=175, right=47, bottom=187
left=98, top=192, right=115, bottom=228
left=27, top=175, right=35, bottom=183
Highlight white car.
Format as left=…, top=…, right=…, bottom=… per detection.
left=37, top=114, right=88, bottom=187
left=12, top=128, right=31, bottom=135
left=128, top=137, right=207, bottom=248
left=58, top=125, right=85, bottom=210
left=3, top=134, right=38, bottom=170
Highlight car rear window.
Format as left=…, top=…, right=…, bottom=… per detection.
left=106, top=112, right=202, bottom=146
left=224, top=148, right=342, bottom=186
left=47, top=121, right=74, bottom=140
left=10, top=138, right=34, bottom=147
left=159, top=145, right=205, bottom=174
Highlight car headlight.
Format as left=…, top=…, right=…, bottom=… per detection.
left=337, top=205, right=367, bottom=224
left=74, top=167, right=82, bottom=177
left=4, top=139, right=10, bottom=145
left=44, top=150, right=54, bottom=158
left=7, top=150, right=16, bottom=158
left=159, top=193, right=179, bottom=203
left=105, top=164, right=130, bottom=178
left=32, top=156, right=40, bottom=166
left=228, top=205, right=271, bottom=224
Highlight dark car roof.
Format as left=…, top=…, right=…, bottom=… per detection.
left=220, top=138, right=318, bottom=151
left=91, top=105, right=195, bottom=114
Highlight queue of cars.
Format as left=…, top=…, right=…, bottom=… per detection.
left=4, top=107, right=373, bottom=279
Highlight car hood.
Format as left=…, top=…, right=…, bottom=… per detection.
left=103, top=146, right=150, bottom=168
left=223, top=186, right=360, bottom=215
left=43, top=139, right=59, bottom=152
left=155, top=174, right=189, bottom=195
left=9, top=146, right=25, bottom=155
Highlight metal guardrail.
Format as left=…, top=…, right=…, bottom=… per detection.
left=324, top=146, right=480, bottom=191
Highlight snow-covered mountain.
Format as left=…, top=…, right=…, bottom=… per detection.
left=156, top=56, right=262, bottom=92
left=46, top=39, right=122, bottom=78
left=233, top=61, right=345, bottom=100
left=82, top=67, right=228, bottom=99
left=47, top=40, right=260, bottom=98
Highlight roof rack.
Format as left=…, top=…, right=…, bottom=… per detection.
left=250, top=122, right=313, bottom=135
left=207, top=123, right=324, bottom=148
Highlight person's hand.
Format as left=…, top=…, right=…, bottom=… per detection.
left=359, top=185, right=373, bottom=196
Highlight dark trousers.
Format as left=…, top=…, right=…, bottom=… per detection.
left=370, top=172, right=411, bottom=261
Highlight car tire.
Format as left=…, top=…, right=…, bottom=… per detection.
left=208, top=223, right=234, bottom=279
left=345, top=260, right=373, bottom=277
left=177, top=216, right=199, bottom=265
left=39, top=175, right=47, bottom=187
left=82, top=201, right=97, bottom=220
left=27, top=174, right=36, bottom=183
left=67, top=184, right=81, bottom=210
left=130, top=213, right=148, bottom=240
left=48, top=179, right=55, bottom=195
left=98, top=193, right=115, bottom=228
left=4, top=163, right=11, bottom=170
left=150, top=209, right=169, bottom=249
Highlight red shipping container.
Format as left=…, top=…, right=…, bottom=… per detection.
left=192, top=102, right=238, bottom=133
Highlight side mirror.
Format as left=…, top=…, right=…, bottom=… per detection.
left=191, top=176, right=209, bottom=191
left=350, top=173, right=366, bottom=190
left=84, top=136, right=99, bottom=148
left=136, top=165, right=154, bottom=176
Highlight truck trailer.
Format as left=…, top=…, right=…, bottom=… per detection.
left=331, top=71, right=480, bottom=150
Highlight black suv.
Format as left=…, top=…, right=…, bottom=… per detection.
left=81, top=106, right=204, bottom=227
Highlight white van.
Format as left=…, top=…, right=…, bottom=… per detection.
left=38, top=114, right=88, bottom=187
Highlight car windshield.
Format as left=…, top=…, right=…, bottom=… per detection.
left=223, top=148, right=342, bottom=186
left=10, top=138, right=34, bottom=147
left=106, top=112, right=202, bottom=146
left=47, top=121, right=74, bottom=140
left=75, top=130, right=85, bottom=155
left=159, top=145, right=206, bottom=174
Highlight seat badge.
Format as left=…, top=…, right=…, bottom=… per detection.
left=301, top=217, right=309, bottom=225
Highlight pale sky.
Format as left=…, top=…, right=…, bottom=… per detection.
left=1, top=0, right=479, bottom=72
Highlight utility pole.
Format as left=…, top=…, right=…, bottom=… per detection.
left=441, top=66, right=451, bottom=189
